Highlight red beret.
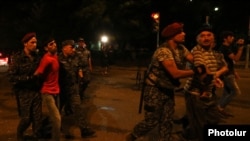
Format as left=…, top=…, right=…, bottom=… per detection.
left=21, top=32, right=36, bottom=43
left=161, top=22, right=184, bottom=38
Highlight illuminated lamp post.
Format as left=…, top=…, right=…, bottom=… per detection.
left=151, top=12, right=160, bottom=47
left=101, top=35, right=108, bottom=44
left=100, top=35, right=108, bottom=49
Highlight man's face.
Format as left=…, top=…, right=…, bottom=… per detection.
left=78, top=40, right=86, bottom=48
left=196, top=31, right=214, bottom=48
left=24, top=37, right=37, bottom=52
left=63, top=44, right=75, bottom=56
left=224, top=35, right=234, bottom=45
left=173, top=31, right=185, bottom=44
left=45, top=40, right=57, bottom=54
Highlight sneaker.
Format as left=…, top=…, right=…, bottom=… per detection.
left=125, top=133, right=137, bottom=141
left=81, top=128, right=96, bottom=138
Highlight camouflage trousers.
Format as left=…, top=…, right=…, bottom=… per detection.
left=61, top=84, right=89, bottom=130
left=79, top=73, right=90, bottom=101
left=132, top=85, right=175, bottom=141
left=15, top=89, right=42, bottom=138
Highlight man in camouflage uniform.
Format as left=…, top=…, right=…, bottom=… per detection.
left=126, top=22, right=205, bottom=141
left=75, top=37, right=93, bottom=101
left=8, top=32, right=42, bottom=141
left=58, top=40, right=95, bottom=138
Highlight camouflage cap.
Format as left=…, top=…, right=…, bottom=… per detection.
left=78, top=37, right=85, bottom=42
left=62, top=40, right=75, bottom=47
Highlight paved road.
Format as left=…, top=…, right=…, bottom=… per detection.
left=0, top=66, right=250, bottom=141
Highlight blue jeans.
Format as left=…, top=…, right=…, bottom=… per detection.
left=42, top=94, right=61, bottom=141
left=218, top=74, right=241, bottom=108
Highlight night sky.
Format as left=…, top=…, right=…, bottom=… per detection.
left=1, top=0, right=250, bottom=52
left=152, top=0, right=250, bottom=47
left=154, top=0, right=250, bottom=31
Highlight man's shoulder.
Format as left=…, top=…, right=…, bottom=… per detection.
left=218, top=45, right=231, bottom=53
left=191, top=45, right=201, bottom=52
left=11, top=51, right=24, bottom=60
left=156, top=46, right=171, bottom=53
left=13, top=51, right=22, bottom=56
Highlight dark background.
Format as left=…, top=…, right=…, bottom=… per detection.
left=0, top=0, right=249, bottom=65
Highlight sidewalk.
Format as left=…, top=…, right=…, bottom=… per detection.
left=0, top=66, right=250, bottom=141
left=83, top=66, right=250, bottom=140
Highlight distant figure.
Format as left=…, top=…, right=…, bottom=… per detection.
left=101, top=44, right=111, bottom=75
left=75, top=37, right=93, bottom=101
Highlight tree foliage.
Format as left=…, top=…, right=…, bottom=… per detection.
left=0, top=0, right=154, bottom=52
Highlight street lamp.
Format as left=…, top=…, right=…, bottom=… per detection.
left=151, top=12, right=160, bottom=47
left=100, top=35, right=108, bottom=50
left=101, top=35, right=108, bottom=43
left=205, top=6, right=219, bottom=26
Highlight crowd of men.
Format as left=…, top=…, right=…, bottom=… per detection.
left=126, top=22, right=244, bottom=141
left=7, top=20, right=245, bottom=141
left=8, top=33, right=94, bottom=141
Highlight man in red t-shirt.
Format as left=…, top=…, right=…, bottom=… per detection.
left=34, top=37, right=61, bottom=141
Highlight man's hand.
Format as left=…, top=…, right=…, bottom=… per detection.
left=193, top=64, right=206, bottom=75
left=234, top=71, right=240, bottom=80
left=79, top=70, right=84, bottom=78
left=214, top=78, right=224, bottom=88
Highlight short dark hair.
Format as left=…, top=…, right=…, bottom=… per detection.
left=220, top=31, right=234, bottom=40
left=42, top=37, right=55, bottom=47
left=62, top=40, right=74, bottom=47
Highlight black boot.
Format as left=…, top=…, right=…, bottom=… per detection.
left=81, top=127, right=96, bottom=138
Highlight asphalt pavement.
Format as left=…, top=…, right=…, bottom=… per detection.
left=0, top=65, right=250, bottom=141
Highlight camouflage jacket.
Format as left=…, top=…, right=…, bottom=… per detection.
left=8, top=50, right=41, bottom=90
left=145, top=42, right=190, bottom=89
left=75, top=47, right=91, bottom=72
left=58, top=52, right=83, bottom=88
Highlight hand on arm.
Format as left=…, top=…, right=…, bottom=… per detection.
left=162, top=60, right=194, bottom=79
left=79, top=69, right=84, bottom=78
left=234, top=71, right=240, bottom=80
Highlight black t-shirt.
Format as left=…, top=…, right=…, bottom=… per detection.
left=218, top=45, right=234, bottom=75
